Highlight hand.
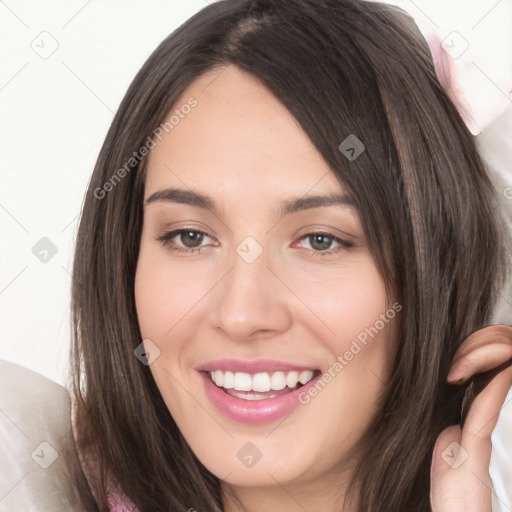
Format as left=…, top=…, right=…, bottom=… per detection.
left=430, top=325, right=512, bottom=511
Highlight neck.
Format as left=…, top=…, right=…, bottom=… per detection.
left=221, top=465, right=357, bottom=512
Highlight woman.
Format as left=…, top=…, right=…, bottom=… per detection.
left=65, top=0, right=512, bottom=510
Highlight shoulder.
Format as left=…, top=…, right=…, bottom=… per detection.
left=0, top=360, right=73, bottom=511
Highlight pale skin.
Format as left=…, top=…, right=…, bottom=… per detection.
left=134, top=65, right=512, bottom=511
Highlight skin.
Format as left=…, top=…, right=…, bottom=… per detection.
left=134, top=64, right=512, bottom=511
left=135, top=65, right=393, bottom=511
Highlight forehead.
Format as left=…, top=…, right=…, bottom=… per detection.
left=144, top=65, right=345, bottom=204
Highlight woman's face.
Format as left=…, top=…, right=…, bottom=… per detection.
left=135, top=65, right=395, bottom=501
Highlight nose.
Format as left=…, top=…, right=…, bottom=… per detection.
left=210, top=241, right=293, bottom=342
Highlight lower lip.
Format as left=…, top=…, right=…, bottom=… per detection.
left=199, top=371, right=321, bottom=424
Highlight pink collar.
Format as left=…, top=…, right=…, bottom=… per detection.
left=106, top=485, right=139, bottom=512
left=70, top=398, right=139, bottom=511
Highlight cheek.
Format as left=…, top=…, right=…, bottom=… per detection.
left=135, top=265, right=184, bottom=339
left=134, top=247, right=214, bottom=340
left=134, top=249, right=207, bottom=417
left=287, top=254, right=389, bottom=350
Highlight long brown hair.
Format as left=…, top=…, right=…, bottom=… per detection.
left=65, top=1, right=510, bottom=510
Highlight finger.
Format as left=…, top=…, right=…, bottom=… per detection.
left=431, top=423, right=492, bottom=512
left=461, top=366, right=512, bottom=447
left=430, top=425, right=480, bottom=511
left=448, top=325, right=512, bottom=383
left=450, top=325, right=512, bottom=363
left=457, top=367, right=512, bottom=510
left=460, top=357, right=512, bottom=427
left=431, top=368, right=512, bottom=512
left=431, top=424, right=461, bottom=482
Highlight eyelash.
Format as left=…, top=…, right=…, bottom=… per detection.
left=155, top=228, right=354, bottom=257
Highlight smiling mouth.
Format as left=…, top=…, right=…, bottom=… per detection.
left=205, top=369, right=321, bottom=401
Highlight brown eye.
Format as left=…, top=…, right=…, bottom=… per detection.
left=293, top=231, right=354, bottom=257
left=155, top=228, right=217, bottom=254
left=308, top=233, right=334, bottom=251
left=178, top=230, right=204, bottom=248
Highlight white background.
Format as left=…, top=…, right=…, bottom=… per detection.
left=1, top=0, right=511, bottom=386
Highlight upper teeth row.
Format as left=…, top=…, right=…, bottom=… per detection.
left=209, top=370, right=315, bottom=392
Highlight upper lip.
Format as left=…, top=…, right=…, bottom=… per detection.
left=195, top=359, right=319, bottom=374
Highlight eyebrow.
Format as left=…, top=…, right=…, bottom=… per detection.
left=145, top=188, right=356, bottom=218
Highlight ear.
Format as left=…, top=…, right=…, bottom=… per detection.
left=447, top=325, right=512, bottom=384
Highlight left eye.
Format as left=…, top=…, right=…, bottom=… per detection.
left=294, top=232, right=353, bottom=254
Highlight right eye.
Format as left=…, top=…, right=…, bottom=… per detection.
left=155, top=228, right=218, bottom=254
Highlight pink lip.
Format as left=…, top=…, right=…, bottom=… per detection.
left=195, top=358, right=318, bottom=374
left=198, top=368, right=322, bottom=425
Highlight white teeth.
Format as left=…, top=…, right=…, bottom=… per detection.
left=212, top=370, right=223, bottom=387
left=299, top=370, right=314, bottom=385
left=222, top=371, right=234, bottom=389
left=208, top=369, right=316, bottom=392
left=271, top=371, right=287, bottom=390
left=228, top=391, right=278, bottom=400
left=252, top=372, right=271, bottom=392
left=233, top=372, right=252, bottom=391
left=286, top=371, right=299, bottom=388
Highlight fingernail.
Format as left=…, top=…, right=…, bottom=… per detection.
left=447, top=371, right=467, bottom=384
